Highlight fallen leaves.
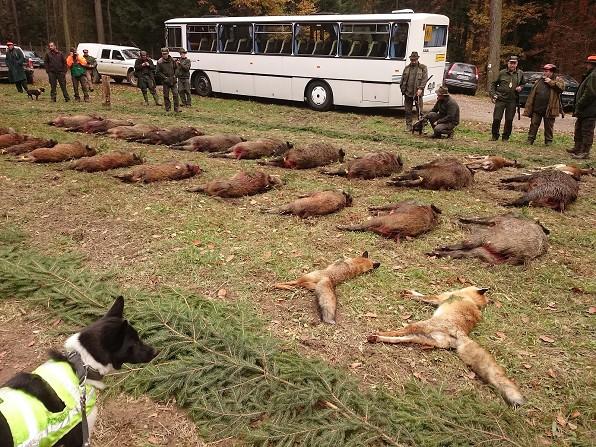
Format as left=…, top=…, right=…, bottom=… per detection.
left=539, top=335, right=555, bottom=344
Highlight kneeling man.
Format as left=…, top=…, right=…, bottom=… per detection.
left=425, top=86, right=460, bottom=138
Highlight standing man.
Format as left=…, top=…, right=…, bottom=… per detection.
left=44, top=42, right=70, bottom=102
left=82, top=49, right=97, bottom=92
left=155, top=48, right=180, bottom=113
left=523, top=64, right=565, bottom=145
left=134, top=51, right=161, bottom=106
left=400, top=51, right=428, bottom=131
left=5, top=42, right=27, bottom=93
left=490, top=56, right=525, bottom=141
left=569, top=55, right=596, bottom=159
left=66, top=48, right=90, bottom=102
left=176, top=49, right=192, bottom=107
left=424, top=86, right=460, bottom=138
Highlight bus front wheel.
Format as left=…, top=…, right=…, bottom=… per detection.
left=194, top=73, right=212, bottom=97
left=306, top=81, right=333, bottom=111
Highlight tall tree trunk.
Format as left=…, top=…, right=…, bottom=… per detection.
left=107, top=0, right=113, bottom=42
left=94, top=0, right=106, bottom=43
left=45, top=0, right=50, bottom=43
left=9, top=0, right=21, bottom=43
left=62, top=0, right=70, bottom=50
left=487, top=0, right=502, bottom=90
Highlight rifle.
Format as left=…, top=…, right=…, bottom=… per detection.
left=559, top=94, right=565, bottom=118
left=414, top=74, right=434, bottom=121
left=516, top=92, right=521, bottom=120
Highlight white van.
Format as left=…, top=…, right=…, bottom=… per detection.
left=77, top=43, right=145, bottom=86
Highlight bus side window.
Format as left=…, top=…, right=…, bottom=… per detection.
left=295, top=23, right=337, bottom=57
left=391, top=23, right=408, bottom=58
left=424, top=25, right=447, bottom=47
left=255, top=24, right=292, bottom=55
left=188, top=25, right=217, bottom=53
left=222, top=24, right=252, bottom=53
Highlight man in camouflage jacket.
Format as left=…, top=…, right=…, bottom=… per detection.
left=490, top=55, right=525, bottom=141
left=400, top=51, right=428, bottom=131
left=156, top=48, right=180, bottom=112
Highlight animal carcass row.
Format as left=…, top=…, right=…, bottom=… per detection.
left=321, top=152, right=403, bottom=179
left=188, top=170, right=281, bottom=198
left=114, top=161, right=201, bottom=183
left=66, top=118, right=134, bottom=134
left=501, top=169, right=579, bottom=211
left=260, top=142, right=345, bottom=169
left=428, top=214, right=549, bottom=265
left=169, top=134, right=245, bottom=152
left=107, top=124, right=161, bottom=140
left=48, top=114, right=102, bottom=127
left=69, top=151, right=144, bottom=172
left=0, top=133, right=27, bottom=149
left=338, top=201, right=441, bottom=241
left=1, top=138, right=57, bottom=155
left=209, top=138, right=292, bottom=160
left=388, top=157, right=474, bottom=190
left=20, top=142, right=96, bottom=162
left=263, top=190, right=352, bottom=218
left=129, top=126, right=203, bottom=145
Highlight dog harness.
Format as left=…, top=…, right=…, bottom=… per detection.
left=0, top=360, right=97, bottom=447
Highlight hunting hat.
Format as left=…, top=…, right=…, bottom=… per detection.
left=409, top=51, right=420, bottom=59
left=6, top=41, right=14, bottom=46
left=543, top=63, right=557, bottom=71
left=508, top=55, right=519, bottom=62
left=436, top=86, right=449, bottom=96
left=160, top=47, right=169, bottom=53
left=180, top=48, right=187, bottom=54
left=587, top=55, right=596, bottom=64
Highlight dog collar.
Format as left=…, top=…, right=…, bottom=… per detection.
left=66, top=351, right=104, bottom=383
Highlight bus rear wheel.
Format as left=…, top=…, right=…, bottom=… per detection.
left=194, top=72, right=212, bottom=97
left=306, top=81, right=333, bottom=111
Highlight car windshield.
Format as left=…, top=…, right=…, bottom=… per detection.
left=0, top=48, right=7, bottom=56
left=525, top=72, right=542, bottom=83
left=453, top=63, right=475, bottom=73
left=122, top=49, right=140, bottom=59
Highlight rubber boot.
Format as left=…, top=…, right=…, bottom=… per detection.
left=142, top=91, right=149, bottom=105
left=490, top=119, right=500, bottom=141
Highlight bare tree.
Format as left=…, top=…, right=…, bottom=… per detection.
left=486, top=0, right=502, bottom=90
left=95, top=0, right=105, bottom=43
left=9, top=0, right=21, bottom=43
left=61, top=0, right=70, bottom=49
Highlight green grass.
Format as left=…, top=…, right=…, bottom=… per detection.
left=1, top=81, right=595, bottom=446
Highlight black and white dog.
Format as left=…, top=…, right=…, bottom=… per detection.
left=0, top=296, right=157, bottom=447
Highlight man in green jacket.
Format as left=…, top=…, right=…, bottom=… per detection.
left=424, top=86, right=460, bottom=138
left=400, top=51, right=428, bottom=131
left=490, top=55, right=525, bottom=141
left=522, top=64, right=565, bottom=145
left=134, top=51, right=161, bottom=106
left=5, top=42, right=27, bottom=93
left=156, top=48, right=180, bottom=113
left=569, top=55, right=596, bottom=159
left=176, top=49, right=192, bottom=107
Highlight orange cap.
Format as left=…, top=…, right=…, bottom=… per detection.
left=587, top=55, right=596, bottom=63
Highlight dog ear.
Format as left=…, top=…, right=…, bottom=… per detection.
left=362, top=251, right=369, bottom=258
left=105, top=296, right=124, bottom=319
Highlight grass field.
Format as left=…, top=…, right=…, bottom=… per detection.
left=1, top=83, right=595, bottom=446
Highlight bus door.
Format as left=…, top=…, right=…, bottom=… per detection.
left=422, top=24, right=448, bottom=95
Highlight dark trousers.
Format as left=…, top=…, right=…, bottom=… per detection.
left=492, top=100, right=516, bottom=139
left=14, top=79, right=27, bottom=92
left=573, top=116, right=595, bottom=155
left=162, top=82, right=179, bottom=111
left=528, top=113, right=555, bottom=143
left=178, top=78, right=191, bottom=106
left=48, top=71, right=70, bottom=100
left=427, top=112, right=456, bottom=137
left=72, top=75, right=89, bottom=101
left=404, top=95, right=423, bottom=126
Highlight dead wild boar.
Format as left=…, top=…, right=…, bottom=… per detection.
left=429, top=215, right=549, bottom=265
left=260, top=142, right=345, bottom=169
left=69, top=151, right=144, bottom=172
left=209, top=138, right=292, bottom=160
left=263, top=190, right=352, bottom=218
left=21, top=142, right=96, bottom=163
left=66, top=118, right=134, bottom=134
left=169, top=134, right=245, bottom=152
left=1, top=138, right=58, bottom=155
left=48, top=114, right=102, bottom=128
left=465, top=155, right=520, bottom=171
left=388, top=157, right=474, bottom=190
left=114, top=161, right=201, bottom=183
left=107, top=124, right=161, bottom=140
left=321, top=152, right=403, bottom=179
left=188, top=170, right=281, bottom=198
left=338, top=201, right=441, bottom=242
left=501, top=169, right=579, bottom=212
left=0, top=133, right=27, bottom=149
left=130, top=126, right=204, bottom=145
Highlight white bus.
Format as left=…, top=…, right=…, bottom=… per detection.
left=164, top=11, right=448, bottom=111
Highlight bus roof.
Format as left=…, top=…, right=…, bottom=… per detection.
left=165, top=13, right=448, bottom=25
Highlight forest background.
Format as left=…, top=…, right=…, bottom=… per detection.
left=0, top=0, right=594, bottom=84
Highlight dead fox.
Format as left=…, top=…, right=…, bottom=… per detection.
left=169, top=134, right=245, bottom=152
left=259, top=142, right=345, bottom=169
left=263, top=190, right=352, bottom=218
left=367, top=286, right=524, bottom=406
left=465, top=155, right=520, bottom=171
left=20, top=142, right=96, bottom=163
left=274, top=251, right=380, bottom=324
left=65, top=118, right=134, bottom=133
left=69, top=151, right=144, bottom=172
left=531, top=163, right=594, bottom=181
left=48, top=114, right=102, bottom=128
left=210, top=138, right=292, bottom=160
left=106, top=124, right=161, bottom=139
